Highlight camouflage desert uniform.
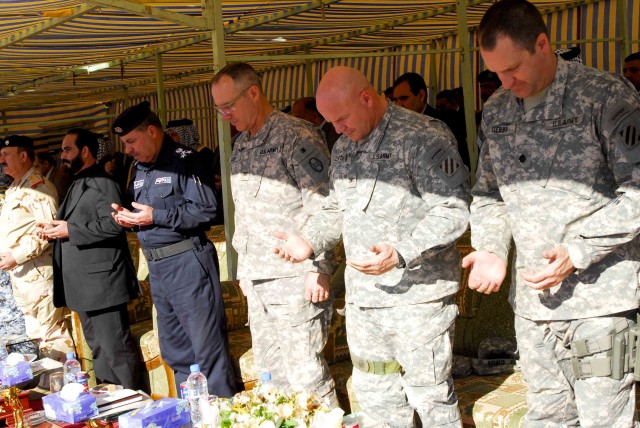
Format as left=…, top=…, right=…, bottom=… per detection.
left=302, top=103, right=470, bottom=428
left=472, top=59, right=640, bottom=427
left=0, top=168, right=73, bottom=359
left=230, top=110, right=337, bottom=404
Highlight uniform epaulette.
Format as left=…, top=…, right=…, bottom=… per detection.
left=28, top=173, right=44, bottom=189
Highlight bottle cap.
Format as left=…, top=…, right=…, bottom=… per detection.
left=260, top=372, right=272, bottom=382
left=66, top=352, right=75, bottom=360
left=190, top=364, right=200, bottom=373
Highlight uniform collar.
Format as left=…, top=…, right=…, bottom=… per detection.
left=237, top=110, right=279, bottom=149
left=500, top=58, right=569, bottom=123
left=354, top=103, right=394, bottom=153
left=138, top=134, right=175, bottom=169
left=14, top=167, right=37, bottom=188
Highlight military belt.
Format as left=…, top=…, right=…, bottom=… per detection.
left=351, top=355, right=402, bottom=375
left=142, top=239, right=195, bottom=262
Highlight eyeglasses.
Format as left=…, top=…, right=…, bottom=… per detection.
left=215, top=86, right=252, bottom=116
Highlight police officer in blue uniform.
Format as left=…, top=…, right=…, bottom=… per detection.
left=110, top=101, right=236, bottom=397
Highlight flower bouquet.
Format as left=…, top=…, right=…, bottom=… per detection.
left=214, top=384, right=343, bottom=428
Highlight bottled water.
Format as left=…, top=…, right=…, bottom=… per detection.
left=186, top=364, right=208, bottom=427
left=62, top=352, right=81, bottom=385
left=0, top=340, right=7, bottom=364
left=257, top=372, right=275, bottom=396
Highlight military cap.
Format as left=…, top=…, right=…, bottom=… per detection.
left=112, top=101, right=152, bottom=136
left=477, top=69, right=502, bottom=85
left=3, top=135, right=34, bottom=149
left=166, top=118, right=193, bottom=128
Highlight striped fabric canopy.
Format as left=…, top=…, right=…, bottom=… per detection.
left=0, top=0, right=638, bottom=149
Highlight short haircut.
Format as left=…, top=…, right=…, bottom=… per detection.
left=479, top=0, right=548, bottom=54
left=624, top=52, right=640, bottom=63
left=36, top=151, right=56, bottom=166
left=66, top=128, right=99, bottom=158
left=392, top=72, right=427, bottom=95
left=211, top=62, right=263, bottom=92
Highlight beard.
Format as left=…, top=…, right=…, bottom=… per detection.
left=62, top=154, right=84, bottom=175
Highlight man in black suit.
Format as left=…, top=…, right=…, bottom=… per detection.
left=38, top=128, right=142, bottom=389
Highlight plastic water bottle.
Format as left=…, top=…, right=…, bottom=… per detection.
left=63, top=352, right=81, bottom=385
left=186, top=364, right=208, bottom=428
left=0, top=340, right=7, bottom=364
left=258, top=372, right=274, bottom=396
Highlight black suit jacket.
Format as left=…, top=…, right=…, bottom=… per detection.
left=53, top=164, right=139, bottom=312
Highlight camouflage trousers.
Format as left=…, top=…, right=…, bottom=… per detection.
left=515, top=312, right=638, bottom=428
left=241, top=277, right=337, bottom=406
left=9, top=270, right=73, bottom=361
left=346, top=297, right=460, bottom=428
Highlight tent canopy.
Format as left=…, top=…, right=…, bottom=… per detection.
left=2, top=0, right=629, bottom=113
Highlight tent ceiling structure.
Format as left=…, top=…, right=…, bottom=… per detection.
left=0, top=0, right=621, bottom=114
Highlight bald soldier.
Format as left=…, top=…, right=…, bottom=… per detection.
left=274, top=66, right=469, bottom=427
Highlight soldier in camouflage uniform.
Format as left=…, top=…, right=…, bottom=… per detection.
left=210, top=63, right=337, bottom=405
left=275, top=66, right=469, bottom=427
left=0, top=135, right=73, bottom=360
left=463, top=0, right=640, bottom=426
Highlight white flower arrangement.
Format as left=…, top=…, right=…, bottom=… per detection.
left=215, top=384, right=343, bottom=428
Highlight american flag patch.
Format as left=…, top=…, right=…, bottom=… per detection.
left=439, top=157, right=461, bottom=177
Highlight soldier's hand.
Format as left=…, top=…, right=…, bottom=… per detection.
left=461, top=250, right=507, bottom=294
left=347, top=244, right=397, bottom=275
left=0, top=252, right=18, bottom=271
left=273, top=232, right=314, bottom=262
left=521, top=245, right=575, bottom=290
left=305, top=272, right=331, bottom=303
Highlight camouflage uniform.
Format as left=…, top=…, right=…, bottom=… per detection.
left=472, top=59, right=640, bottom=427
left=0, top=184, right=36, bottom=355
left=230, top=110, right=337, bottom=403
left=0, top=168, right=73, bottom=359
left=303, top=103, right=469, bottom=427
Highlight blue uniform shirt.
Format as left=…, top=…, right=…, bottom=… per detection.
left=128, top=136, right=218, bottom=249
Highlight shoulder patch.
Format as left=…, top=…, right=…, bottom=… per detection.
left=429, top=144, right=469, bottom=188
left=605, top=99, right=640, bottom=163
left=292, top=140, right=330, bottom=184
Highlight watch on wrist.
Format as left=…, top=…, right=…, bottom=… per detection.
left=395, top=252, right=406, bottom=269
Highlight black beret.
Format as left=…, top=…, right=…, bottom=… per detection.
left=166, top=118, right=193, bottom=128
left=478, top=69, right=502, bottom=85
left=112, top=101, right=152, bottom=136
left=3, top=135, right=34, bottom=149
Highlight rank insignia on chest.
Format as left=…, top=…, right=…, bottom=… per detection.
left=155, top=177, right=171, bottom=184
left=133, top=180, right=144, bottom=189
left=439, top=156, right=461, bottom=177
